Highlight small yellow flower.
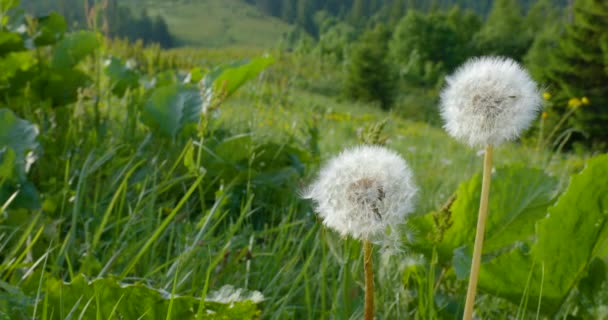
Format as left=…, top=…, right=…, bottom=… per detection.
left=543, top=92, right=552, bottom=100
left=568, top=97, right=582, bottom=109
left=541, top=111, right=548, bottom=119
left=582, top=96, right=590, bottom=105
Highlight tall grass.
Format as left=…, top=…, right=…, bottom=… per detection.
left=0, top=35, right=589, bottom=319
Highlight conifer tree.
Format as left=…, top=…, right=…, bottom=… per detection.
left=345, top=25, right=395, bottom=109
left=473, top=0, right=531, bottom=59
left=544, top=0, right=608, bottom=149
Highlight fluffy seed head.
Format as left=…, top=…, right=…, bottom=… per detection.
left=303, top=145, right=417, bottom=240
left=440, top=56, right=542, bottom=147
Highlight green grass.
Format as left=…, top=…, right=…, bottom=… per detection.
left=0, top=37, right=594, bottom=319
left=123, top=0, right=292, bottom=48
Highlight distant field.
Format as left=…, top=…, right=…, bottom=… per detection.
left=123, top=0, right=292, bottom=48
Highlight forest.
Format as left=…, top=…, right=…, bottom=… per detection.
left=21, top=0, right=174, bottom=47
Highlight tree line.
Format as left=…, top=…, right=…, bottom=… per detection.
left=20, top=0, right=174, bottom=48
left=287, top=0, right=605, bottom=150
left=245, top=0, right=567, bottom=36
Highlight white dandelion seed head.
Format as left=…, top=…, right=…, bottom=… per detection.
left=303, top=145, right=417, bottom=240
left=440, top=56, right=542, bottom=147
left=206, top=285, right=264, bottom=304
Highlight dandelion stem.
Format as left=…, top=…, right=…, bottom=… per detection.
left=463, top=144, right=493, bottom=320
left=364, top=240, right=374, bottom=320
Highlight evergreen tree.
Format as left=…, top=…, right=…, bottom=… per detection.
left=281, top=0, right=297, bottom=22
left=390, top=10, right=475, bottom=86
left=473, top=0, right=531, bottom=59
left=296, top=0, right=315, bottom=35
left=523, top=0, right=563, bottom=81
left=543, top=0, right=608, bottom=149
left=388, top=0, right=407, bottom=25
left=350, top=0, right=366, bottom=25
left=345, top=25, right=395, bottom=109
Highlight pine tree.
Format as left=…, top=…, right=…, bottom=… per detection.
left=544, top=0, right=608, bottom=149
left=281, top=0, right=297, bottom=22
left=296, top=0, right=315, bottom=35
left=345, top=25, right=395, bottom=109
left=523, top=0, right=562, bottom=81
left=388, top=0, right=407, bottom=25
left=473, top=0, right=531, bottom=59
left=349, top=0, right=366, bottom=25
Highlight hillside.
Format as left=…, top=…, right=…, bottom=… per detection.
left=123, top=0, right=292, bottom=47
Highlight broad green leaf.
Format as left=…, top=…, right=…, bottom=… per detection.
left=0, top=147, right=15, bottom=180
left=0, top=108, right=38, bottom=180
left=142, top=84, right=202, bottom=139
left=433, top=166, right=558, bottom=262
left=476, top=154, right=608, bottom=313
left=40, top=67, right=91, bottom=106
left=51, top=31, right=100, bottom=69
left=104, top=57, right=140, bottom=97
left=22, top=274, right=261, bottom=320
left=32, top=12, right=67, bottom=47
left=0, top=108, right=40, bottom=209
left=0, top=31, right=23, bottom=55
left=577, top=258, right=607, bottom=313
left=0, top=51, right=35, bottom=84
left=187, top=67, right=204, bottom=84
left=0, top=0, right=18, bottom=13
left=204, top=55, right=274, bottom=99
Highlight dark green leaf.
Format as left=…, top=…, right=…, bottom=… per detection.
left=0, top=147, right=16, bottom=180
left=33, top=12, right=67, bottom=47
left=0, top=31, right=24, bottom=55
left=104, top=57, right=140, bottom=97
left=0, top=108, right=39, bottom=179
left=204, top=55, right=274, bottom=99
left=434, top=166, right=558, bottom=262
left=40, top=67, right=91, bottom=106
left=51, top=31, right=100, bottom=69
left=0, top=108, right=40, bottom=209
left=0, top=51, right=36, bottom=85
left=477, top=154, right=608, bottom=313
left=21, top=274, right=261, bottom=320
left=142, top=84, right=202, bottom=139
left=578, top=258, right=607, bottom=311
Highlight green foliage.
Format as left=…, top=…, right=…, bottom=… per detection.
left=0, top=108, right=40, bottom=209
left=542, top=0, right=608, bottom=150
left=32, top=12, right=67, bottom=47
left=142, top=84, right=202, bottom=139
left=473, top=0, right=532, bottom=59
left=390, top=9, right=478, bottom=86
left=409, top=156, right=608, bottom=316
left=141, top=56, right=274, bottom=139
left=104, top=56, right=140, bottom=97
left=0, top=9, right=99, bottom=107
left=51, top=31, right=100, bottom=69
left=345, top=25, right=394, bottom=109
left=21, top=0, right=175, bottom=48
left=15, top=273, right=261, bottom=320
left=206, top=56, right=275, bottom=100
left=472, top=154, right=608, bottom=314
left=523, top=0, right=562, bottom=82
left=0, top=30, right=23, bottom=53
left=316, top=21, right=357, bottom=62
left=432, top=166, right=558, bottom=263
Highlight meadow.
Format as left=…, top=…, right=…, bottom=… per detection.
left=122, top=0, right=291, bottom=47
left=1, top=2, right=608, bottom=320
